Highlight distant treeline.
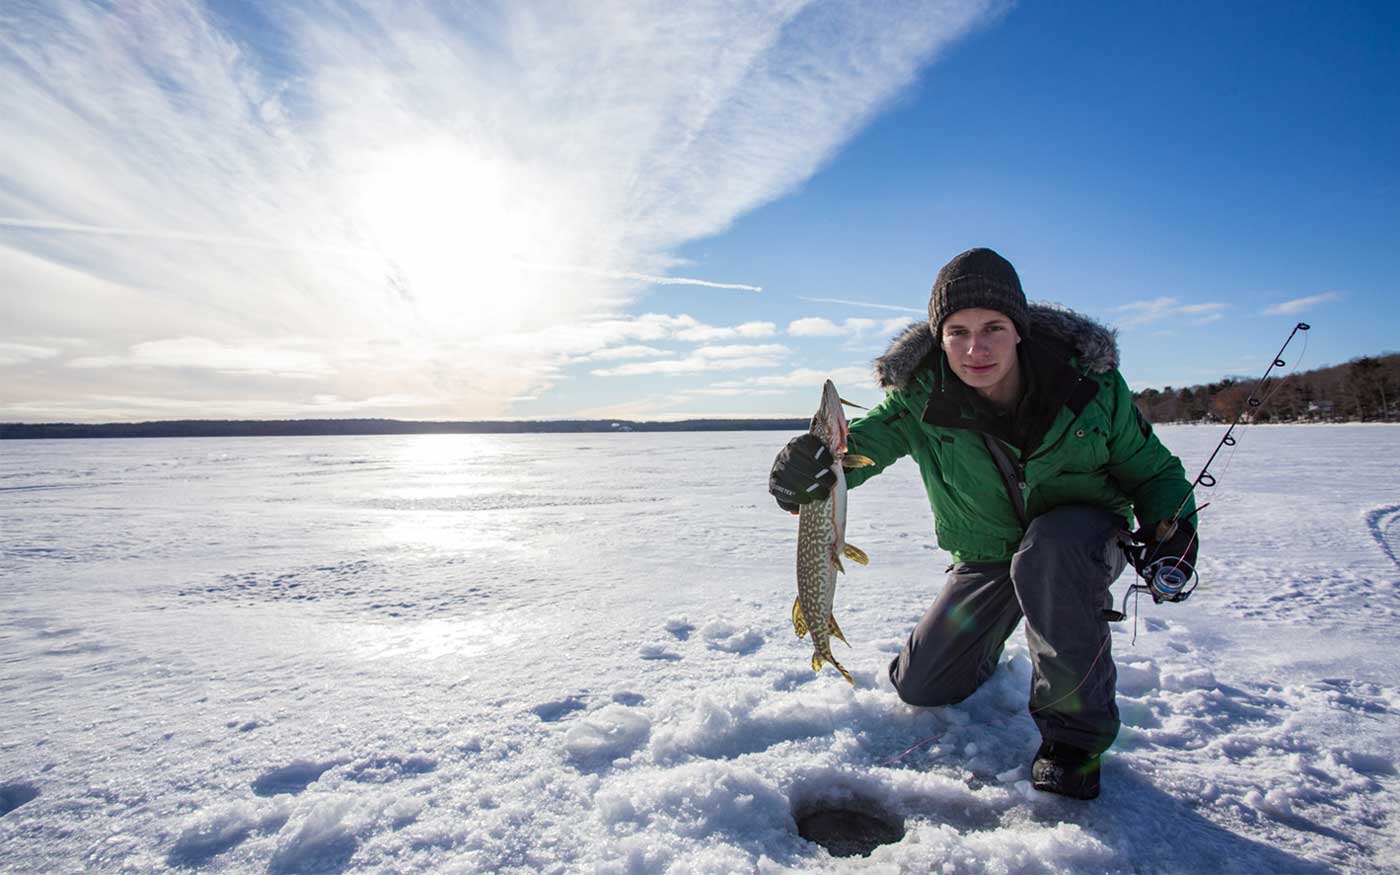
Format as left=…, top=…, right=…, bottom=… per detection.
left=0, top=417, right=810, bottom=440
left=1133, top=353, right=1400, bottom=424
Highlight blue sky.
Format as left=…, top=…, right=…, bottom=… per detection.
left=2, top=1, right=1396, bottom=422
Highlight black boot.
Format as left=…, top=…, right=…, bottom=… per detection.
left=1031, top=740, right=1101, bottom=800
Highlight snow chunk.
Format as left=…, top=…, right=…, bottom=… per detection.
left=1163, top=668, right=1217, bottom=691
left=1116, top=660, right=1161, bottom=695
left=167, top=800, right=289, bottom=868
left=595, top=760, right=790, bottom=839
left=268, top=797, right=363, bottom=874
left=650, top=690, right=833, bottom=762
left=564, top=705, right=652, bottom=765
left=700, top=621, right=763, bottom=654
left=638, top=643, right=681, bottom=661
left=664, top=617, right=696, bottom=640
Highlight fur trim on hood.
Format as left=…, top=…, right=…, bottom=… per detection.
left=873, top=303, right=1119, bottom=391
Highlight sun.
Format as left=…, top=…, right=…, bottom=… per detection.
left=358, top=140, right=543, bottom=336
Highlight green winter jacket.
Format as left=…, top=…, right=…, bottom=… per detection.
left=846, top=305, right=1194, bottom=563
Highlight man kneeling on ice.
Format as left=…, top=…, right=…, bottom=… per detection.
left=768, top=247, right=1198, bottom=800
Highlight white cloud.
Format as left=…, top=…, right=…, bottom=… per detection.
left=707, top=365, right=874, bottom=390
left=590, top=344, right=789, bottom=376
left=580, top=345, right=669, bottom=362
left=675, top=321, right=777, bottom=342
left=788, top=316, right=911, bottom=337
left=788, top=317, right=845, bottom=337
left=0, top=0, right=997, bottom=419
left=1262, top=292, right=1341, bottom=316
left=0, top=392, right=439, bottom=422
left=68, top=337, right=333, bottom=378
left=0, top=342, right=60, bottom=366
left=1113, top=297, right=1229, bottom=328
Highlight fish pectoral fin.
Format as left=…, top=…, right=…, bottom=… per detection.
left=839, top=397, right=867, bottom=410
left=842, top=543, right=869, bottom=566
left=791, top=597, right=810, bottom=639
left=828, top=614, right=850, bottom=646
left=842, top=453, right=876, bottom=469
left=832, top=554, right=846, bottom=574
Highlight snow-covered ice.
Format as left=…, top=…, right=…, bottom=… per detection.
left=1, top=426, right=1398, bottom=873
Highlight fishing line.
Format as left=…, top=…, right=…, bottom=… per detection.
left=1121, top=322, right=1312, bottom=609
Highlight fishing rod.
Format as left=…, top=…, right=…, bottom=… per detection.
left=1113, top=321, right=1311, bottom=615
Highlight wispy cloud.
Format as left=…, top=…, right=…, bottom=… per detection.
left=0, top=218, right=763, bottom=291
left=1262, top=292, right=1341, bottom=316
left=1113, top=297, right=1230, bottom=328
left=0, top=0, right=997, bottom=420
left=796, top=296, right=924, bottom=315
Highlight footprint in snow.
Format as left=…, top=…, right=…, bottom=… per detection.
left=0, top=782, right=39, bottom=817
left=532, top=696, right=588, bottom=722
left=251, top=760, right=341, bottom=797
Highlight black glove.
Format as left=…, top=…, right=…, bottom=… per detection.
left=1135, top=519, right=1199, bottom=573
left=769, top=433, right=837, bottom=513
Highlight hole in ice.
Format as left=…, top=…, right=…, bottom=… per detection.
left=794, top=798, right=904, bottom=858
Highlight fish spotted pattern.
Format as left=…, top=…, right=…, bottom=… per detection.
left=793, top=380, right=873, bottom=685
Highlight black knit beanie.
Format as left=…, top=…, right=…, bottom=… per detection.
left=928, top=247, right=1030, bottom=343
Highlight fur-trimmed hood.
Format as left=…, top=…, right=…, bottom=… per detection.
left=873, top=303, right=1119, bottom=391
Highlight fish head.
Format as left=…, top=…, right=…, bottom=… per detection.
left=810, top=379, right=849, bottom=453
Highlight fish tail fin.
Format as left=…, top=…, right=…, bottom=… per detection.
left=791, top=597, right=809, bottom=639
left=812, top=644, right=855, bottom=686
left=842, top=543, right=869, bottom=565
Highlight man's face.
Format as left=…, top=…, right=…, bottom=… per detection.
left=940, top=307, right=1022, bottom=393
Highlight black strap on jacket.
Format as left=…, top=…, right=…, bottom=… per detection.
left=980, top=434, right=1028, bottom=528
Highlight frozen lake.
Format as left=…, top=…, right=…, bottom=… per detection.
left=2, top=426, right=1398, bottom=873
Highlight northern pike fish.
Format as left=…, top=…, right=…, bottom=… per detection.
left=794, top=380, right=873, bottom=685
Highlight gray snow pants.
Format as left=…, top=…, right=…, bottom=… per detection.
left=888, top=504, right=1129, bottom=755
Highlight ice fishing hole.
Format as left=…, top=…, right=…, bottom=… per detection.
left=794, top=798, right=905, bottom=858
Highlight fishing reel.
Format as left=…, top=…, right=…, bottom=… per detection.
left=1103, top=538, right=1199, bottom=622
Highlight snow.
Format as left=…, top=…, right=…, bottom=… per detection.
left=1, top=425, right=1398, bottom=873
